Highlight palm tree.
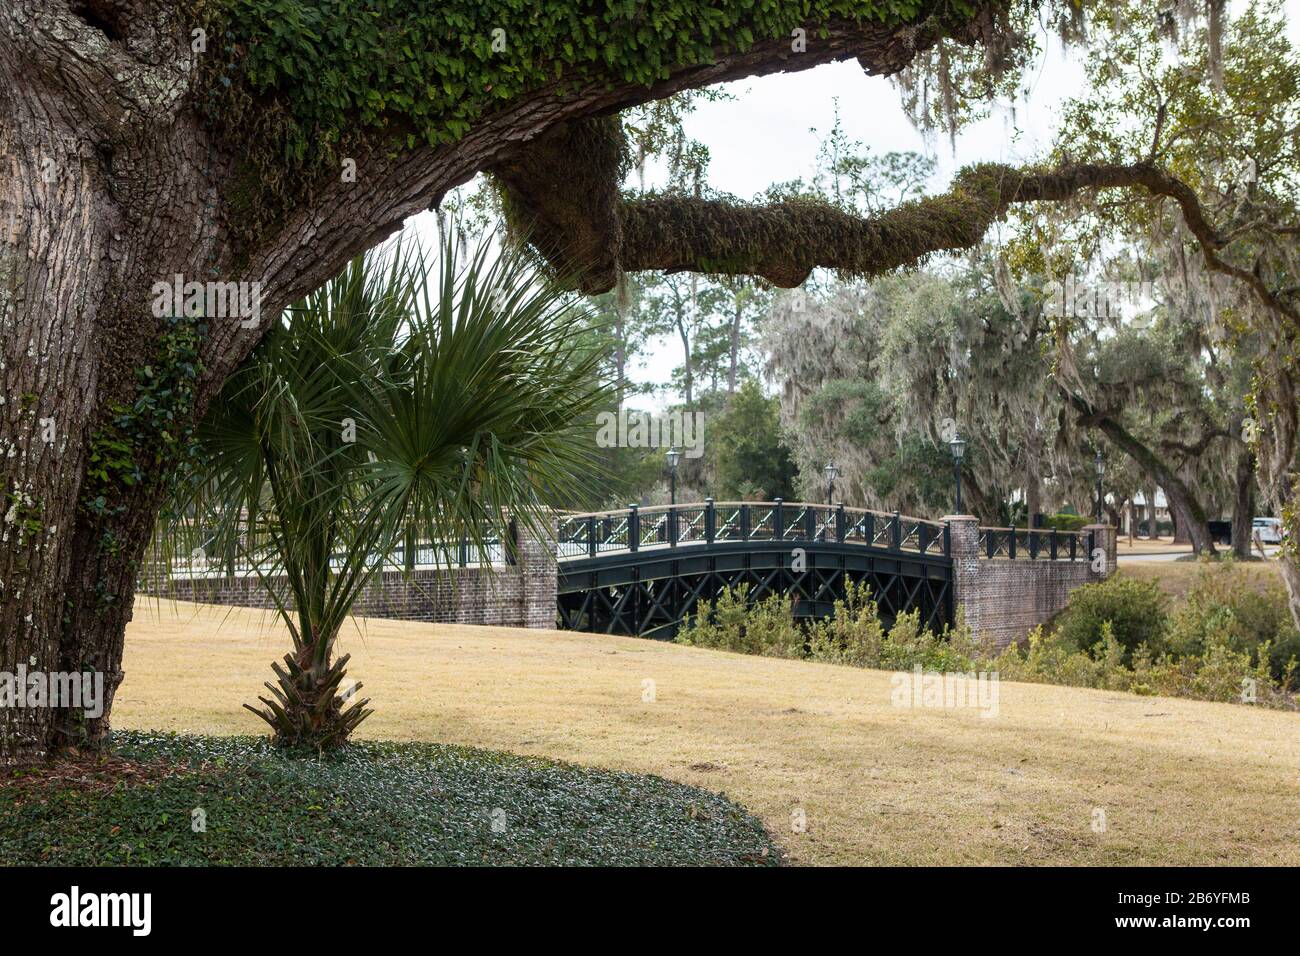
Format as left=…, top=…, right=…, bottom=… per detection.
left=161, top=236, right=608, bottom=748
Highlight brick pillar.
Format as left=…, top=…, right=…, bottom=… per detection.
left=516, top=512, right=558, bottom=628
left=943, top=515, right=984, bottom=641
left=1083, top=524, right=1117, bottom=578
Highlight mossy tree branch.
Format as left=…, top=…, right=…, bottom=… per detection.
left=504, top=156, right=1300, bottom=320
left=237, top=7, right=1004, bottom=319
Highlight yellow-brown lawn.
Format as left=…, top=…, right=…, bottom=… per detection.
left=116, top=598, right=1300, bottom=866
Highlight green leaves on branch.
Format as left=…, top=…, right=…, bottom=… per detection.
left=198, top=0, right=988, bottom=241
left=207, top=0, right=951, bottom=147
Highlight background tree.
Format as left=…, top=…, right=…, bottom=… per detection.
left=639, top=271, right=728, bottom=405
left=714, top=276, right=770, bottom=398
left=764, top=258, right=1064, bottom=521
left=707, top=379, right=797, bottom=500
left=1053, top=310, right=1239, bottom=553
left=1007, top=0, right=1299, bottom=567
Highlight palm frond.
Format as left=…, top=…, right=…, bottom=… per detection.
left=155, top=229, right=613, bottom=746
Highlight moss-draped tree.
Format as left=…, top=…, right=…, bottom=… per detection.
left=3, top=0, right=1297, bottom=760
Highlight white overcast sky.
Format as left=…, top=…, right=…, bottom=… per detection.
left=407, top=4, right=1300, bottom=407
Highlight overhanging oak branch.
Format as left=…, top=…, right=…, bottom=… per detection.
left=619, top=162, right=1235, bottom=288
left=506, top=156, right=1300, bottom=335
left=249, top=9, right=1002, bottom=313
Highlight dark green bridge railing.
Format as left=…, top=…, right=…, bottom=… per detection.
left=556, top=499, right=949, bottom=561
left=554, top=499, right=952, bottom=639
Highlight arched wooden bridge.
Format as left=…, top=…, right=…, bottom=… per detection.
left=555, top=500, right=956, bottom=639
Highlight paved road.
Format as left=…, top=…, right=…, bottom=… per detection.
left=1117, top=546, right=1280, bottom=563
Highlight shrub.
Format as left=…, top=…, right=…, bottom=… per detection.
left=1041, top=512, right=1091, bottom=532
left=676, top=584, right=803, bottom=658
left=806, top=579, right=886, bottom=667
left=991, top=623, right=1131, bottom=691
left=1128, top=627, right=1289, bottom=706
left=1188, top=630, right=1272, bottom=703
left=1164, top=559, right=1300, bottom=687
left=673, top=579, right=1298, bottom=711
left=870, top=609, right=980, bottom=672
left=1053, top=575, right=1168, bottom=660
left=681, top=580, right=981, bottom=671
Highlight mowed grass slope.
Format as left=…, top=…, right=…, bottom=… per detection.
left=1120, top=560, right=1283, bottom=599
left=118, top=599, right=1300, bottom=866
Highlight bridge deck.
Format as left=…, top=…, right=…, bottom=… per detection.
left=554, top=501, right=1093, bottom=639
left=555, top=501, right=950, bottom=638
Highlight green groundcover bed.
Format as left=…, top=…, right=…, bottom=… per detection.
left=0, top=732, right=780, bottom=866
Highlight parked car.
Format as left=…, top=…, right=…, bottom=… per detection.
left=1253, top=517, right=1284, bottom=544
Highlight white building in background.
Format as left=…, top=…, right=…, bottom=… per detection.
left=1128, top=490, right=1170, bottom=535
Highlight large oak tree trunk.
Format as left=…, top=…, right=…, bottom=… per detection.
left=0, top=12, right=222, bottom=759
left=1171, top=508, right=1189, bottom=544
left=0, top=86, right=110, bottom=758
left=1164, top=482, right=1215, bottom=552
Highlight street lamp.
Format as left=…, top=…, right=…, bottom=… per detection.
left=1094, top=449, right=1105, bottom=523
left=666, top=446, right=681, bottom=505
left=823, top=461, right=838, bottom=505
left=949, top=431, right=967, bottom=514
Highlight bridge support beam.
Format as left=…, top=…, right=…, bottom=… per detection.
left=947, top=515, right=1117, bottom=649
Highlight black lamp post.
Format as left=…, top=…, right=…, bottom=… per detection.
left=666, top=446, right=681, bottom=505
left=949, top=431, right=967, bottom=514
left=824, top=461, right=838, bottom=505
left=1094, top=449, right=1105, bottom=523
